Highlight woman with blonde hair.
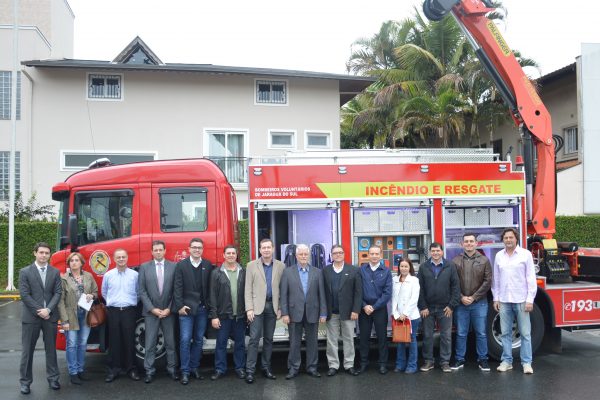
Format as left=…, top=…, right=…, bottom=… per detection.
left=58, top=252, right=98, bottom=384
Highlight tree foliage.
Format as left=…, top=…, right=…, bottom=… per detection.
left=342, top=2, right=538, bottom=150
left=0, top=192, right=55, bottom=223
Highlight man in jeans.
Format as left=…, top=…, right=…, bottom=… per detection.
left=173, top=238, right=214, bottom=384
left=418, top=242, right=460, bottom=373
left=451, top=233, right=492, bottom=371
left=492, top=227, right=537, bottom=374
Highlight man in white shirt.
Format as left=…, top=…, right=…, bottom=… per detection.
left=492, top=227, right=537, bottom=374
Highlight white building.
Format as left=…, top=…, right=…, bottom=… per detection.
left=1, top=0, right=373, bottom=218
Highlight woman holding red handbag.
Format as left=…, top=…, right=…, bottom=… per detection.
left=392, top=259, right=421, bottom=374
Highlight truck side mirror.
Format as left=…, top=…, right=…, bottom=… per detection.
left=68, top=214, right=79, bottom=250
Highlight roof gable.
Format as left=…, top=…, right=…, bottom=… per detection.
left=112, top=36, right=164, bottom=65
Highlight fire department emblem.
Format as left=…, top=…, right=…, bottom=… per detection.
left=90, top=250, right=110, bottom=275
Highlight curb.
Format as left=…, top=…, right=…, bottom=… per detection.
left=0, top=294, right=20, bottom=300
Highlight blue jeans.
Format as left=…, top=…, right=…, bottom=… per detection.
left=214, top=317, right=246, bottom=373
left=499, top=302, right=532, bottom=365
left=179, top=306, right=208, bottom=374
left=65, top=308, right=91, bottom=375
left=395, top=318, right=420, bottom=372
left=455, top=300, right=488, bottom=362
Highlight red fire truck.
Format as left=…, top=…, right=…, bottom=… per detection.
left=50, top=158, right=239, bottom=360
left=245, top=0, right=600, bottom=358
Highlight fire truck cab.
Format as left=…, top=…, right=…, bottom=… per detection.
left=50, top=158, right=239, bottom=362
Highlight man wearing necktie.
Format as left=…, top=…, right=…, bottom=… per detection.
left=280, top=244, right=327, bottom=379
left=18, top=242, right=62, bottom=395
left=139, top=241, right=178, bottom=383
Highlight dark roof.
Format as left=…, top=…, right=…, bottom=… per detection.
left=22, top=58, right=375, bottom=105
left=537, top=63, right=576, bottom=85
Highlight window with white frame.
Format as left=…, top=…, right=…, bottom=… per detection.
left=0, top=151, right=20, bottom=200
left=239, top=207, right=249, bottom=220
left=205, top=130, right=247, bottom=184
left=256, top=80, right=287, bottom=105
left=269, top=130, right=295, bottom=149
left=564, top=126, right=578, bottom=155
left=88, top=74, right=122, bottom=100
left=305, top=131, right=331, bottom=149
left=62, top=152, right=155, bottom=170
left=0, top=71, right=21, bottom=120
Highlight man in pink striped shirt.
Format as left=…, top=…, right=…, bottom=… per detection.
left=492, top=227, right=537, bottom=374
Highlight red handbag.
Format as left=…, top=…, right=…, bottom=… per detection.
left=392, top=318, right=412, bottom=343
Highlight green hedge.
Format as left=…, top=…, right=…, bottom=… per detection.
left=239, top=219, right=249, bottom=266
left=3, top=217, right=597, bottom=288
left=555, top=216, right=600, bottom=248
left=0, top=222, right=58, bottom=288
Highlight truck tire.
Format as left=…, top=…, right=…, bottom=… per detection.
left=134, top=317, right=167, bottom=370
left=486, top=303, right=544, bottom=361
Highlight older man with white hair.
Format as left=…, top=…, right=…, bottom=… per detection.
left=280, top=244, right=327, bottom=379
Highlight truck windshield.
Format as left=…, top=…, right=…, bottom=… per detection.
left=76, top=191, right=133, bottom=244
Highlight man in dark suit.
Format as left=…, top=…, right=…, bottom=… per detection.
left=280, top=244, right=327, bottom=379
left=139, top=240, right=178, bottom=383
left=19, top=242, right=62, bottom=395
left=173, top=238, right=214, bottom=385
left=323, top=245, right=362, bottom=377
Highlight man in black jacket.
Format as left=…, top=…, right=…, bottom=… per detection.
left=323, top=245, right=362, bottom=377
left=209, top=245, right=247, bottom=381
left=173, top=238, right=214, bottom=384
left=418, top=242, right=460, bottom=373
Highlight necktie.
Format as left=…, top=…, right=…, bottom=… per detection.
left=40, top=267, right=46, bottom=287
left=157, top=263, right=164, bottom=295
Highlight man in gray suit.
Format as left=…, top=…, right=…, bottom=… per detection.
left=280, top=244, right=327, bottom=379
left=19, top=242, right=62, bottom=395
left=244, top=238, right=285, bottom=383
left=139, top=240, right=178, bottom=383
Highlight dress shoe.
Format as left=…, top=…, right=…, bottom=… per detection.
left=105, top=373, right=117, bottom=383
left=128, top=370, right=141, bottom=381
left=169, top=371, right=180, bottom=381
left=20, top=384, right=30, bottom=395
left=245, top=374, right=255, bottom=384
left=78, top=372, right=91, bottom=381
left=307, top=370, right=321, bottom=378
left=285, top=371, right=298, bottom=380
left=327, top=368, right=337, bottom=377
left=235, top=369, right=246, bottom=379
left=379, top=366, right=388, bottom=375
left=262, top=369, right=276, bottom=380
left=70, top=374, right=82, bottom=385
left=144, top=374, right=153, bottom=384
left=192, top=369, right=204, bottom=380
left=180, top=374, right=190, bottom=385
left=345, top=367, right=359, bottom=376
left=49, top=380, right=61, bottom=390
left=211, top=371, right=225, bottom=381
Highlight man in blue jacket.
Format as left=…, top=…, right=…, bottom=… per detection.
left=358, top=245, right=392, bottom=375
left=418, top=242, right=460, bottom=373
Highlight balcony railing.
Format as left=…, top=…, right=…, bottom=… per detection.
left=207, top=157, right=248, bottom=184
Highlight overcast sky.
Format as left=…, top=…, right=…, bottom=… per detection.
left=67, top=0, right=600, bottom=78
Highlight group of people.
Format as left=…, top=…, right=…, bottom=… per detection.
left=18, top=227, right=537, bottom=395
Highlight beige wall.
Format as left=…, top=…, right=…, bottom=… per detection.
left=556, top=164, right=583, bottom=216
left=25, top=67, right=342, bottom=211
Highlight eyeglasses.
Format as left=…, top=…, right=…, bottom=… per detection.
left=190, top=246, right=203, bottom=250
left=332, top=251, right=344, bottom=255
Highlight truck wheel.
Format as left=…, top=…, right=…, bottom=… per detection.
left=486, top=303, right=544, bottom=361
left=134, top=317, right=167, bottom=369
